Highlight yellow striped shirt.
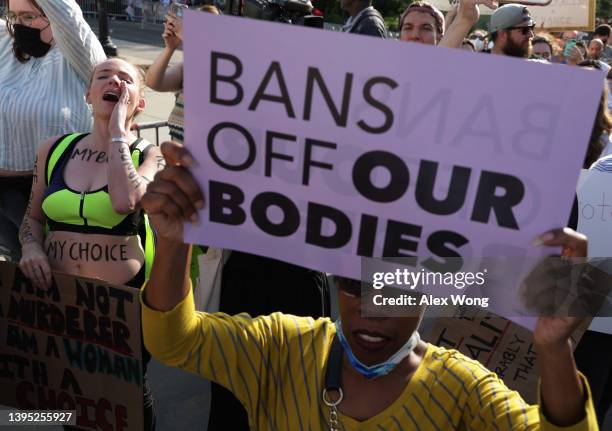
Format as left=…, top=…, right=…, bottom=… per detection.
left=142, top=288, right=597, bottom=431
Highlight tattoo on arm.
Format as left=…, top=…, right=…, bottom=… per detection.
left=19, top=156, right=38, bottom=246
left=118, top=145, right=143, bottom=189
left=155, top=155, right=166, bottom=170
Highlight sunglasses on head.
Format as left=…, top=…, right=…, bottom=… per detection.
left=506, top=24, right=535, bottom=35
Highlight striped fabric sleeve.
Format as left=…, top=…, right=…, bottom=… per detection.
left=141, top=285, right=282, bottom=422
left=36, top=0, right=107, bottom=83
left=463, top=362, right=539, bottom=431
left=537, top=373, right=598, bottom=431
left=463, top=362, right=597, bottom=431
left=591, top=156, right=612, bottom=173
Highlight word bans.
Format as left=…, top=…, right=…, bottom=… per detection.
left=209, top=180, right=468, bottom=269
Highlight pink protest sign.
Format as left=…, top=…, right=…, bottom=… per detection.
left=182, top=12, right=601, bottom=286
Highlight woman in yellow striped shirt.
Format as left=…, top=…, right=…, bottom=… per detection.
left=140, top=141, right=598, bottom=431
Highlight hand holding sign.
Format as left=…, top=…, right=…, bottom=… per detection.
left=19, top=243, right=52, bottom=290
left=141, top=141, right=204, bottom=243
left=529, top=228, right=588, bottom=347
left=530, top=229, right=589, bottom=428
left=456, top=0, right=498, bottom=26
left=441, top=0, right=497, bottom=48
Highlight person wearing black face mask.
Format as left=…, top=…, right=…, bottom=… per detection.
left=0, top=0, right=106, bottom=264
left=11, top=20, right=52, bottom=57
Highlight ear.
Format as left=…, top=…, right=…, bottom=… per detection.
left=134, top=97, right=146, bottom=115
left=85, top=88, right=92, bottom=105
left=499, top=30, right=509, bottom=45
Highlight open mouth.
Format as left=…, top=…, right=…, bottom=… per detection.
left=102, top=91, right=120, bottom=102
left=353, top=330, right=390, bottom=351
left=356, top=333, right=386, bottom=343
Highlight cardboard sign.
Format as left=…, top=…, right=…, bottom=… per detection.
left=423, top=307, right=589, bottom=403
left=529, top=0, right=596, bottom=31
left=183, top=12, right=601, bottom=284
left=577, top=169, right=612, bottom=334
left=0, top=262, right=143, bottom=431
left=427, top=0, right=493, bottom=13
left=426, top=0, right=594, bottom=29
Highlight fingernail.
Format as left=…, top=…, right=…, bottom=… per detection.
left=195, top=200, right=204, bottom=209
left=532, top=231, right=555, bottom=246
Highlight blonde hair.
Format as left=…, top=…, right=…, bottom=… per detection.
left=198, top=4, right=220, bottom=14
left=89, top=58, right=146, bottom=98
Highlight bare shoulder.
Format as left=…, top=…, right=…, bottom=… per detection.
left=36, top=135, right=65, bottom=161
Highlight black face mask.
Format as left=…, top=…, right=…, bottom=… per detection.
left=13, top=23, right=51, bottom=58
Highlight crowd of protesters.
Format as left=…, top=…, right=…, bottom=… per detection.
left=1, top=0, right=612, bottom=430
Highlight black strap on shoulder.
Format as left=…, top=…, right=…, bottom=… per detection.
left=45, top=133, right=88, bottom=186
left=129, top=138, right=155, bottom=166
left=324, top=334, right=343, bottom=392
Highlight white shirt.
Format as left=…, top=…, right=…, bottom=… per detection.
left=0, top=0, right=106, bottom=172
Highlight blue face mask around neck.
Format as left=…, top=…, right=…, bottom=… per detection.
left=334, top=319, right=420, bottom=379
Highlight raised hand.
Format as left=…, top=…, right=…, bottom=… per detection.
left=165, top=12, right=183, bottom=43
left=531, top=228, right=588, bottom=349
left=141, top=141, right=204, bottom=242
left=109, top=81, right=131, bottom=137
left=162, top=18, right=182, bottom=50
left=455, top=0, right=498, bottom=26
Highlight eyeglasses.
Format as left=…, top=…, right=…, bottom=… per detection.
left=4, top=11, right=45, bottom=27
left=506, top=25, right=536, bottom=35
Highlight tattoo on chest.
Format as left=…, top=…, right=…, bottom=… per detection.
left=71, top=147, right=108, bottom=163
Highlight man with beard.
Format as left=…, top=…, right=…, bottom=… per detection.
left=488, top=4, right=535, bottom=58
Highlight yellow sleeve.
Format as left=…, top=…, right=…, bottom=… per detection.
left=463, top=365, right=539, bottom=431
left=464, top=365, right=598, bottom=431
left=140, top=284, right=285, bottom=422
left=537, top=373, right=598, bottom=431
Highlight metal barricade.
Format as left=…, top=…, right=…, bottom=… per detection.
left=77, top=0, right=99, bottom=18
left=75, top=1, right=168, bottom=23
left=131, top=121, right=169, bottom=146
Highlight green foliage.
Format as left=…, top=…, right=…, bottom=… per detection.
left=315, top=0, right=411, bottom=28
left=597, top=0, right=612, bottom=20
